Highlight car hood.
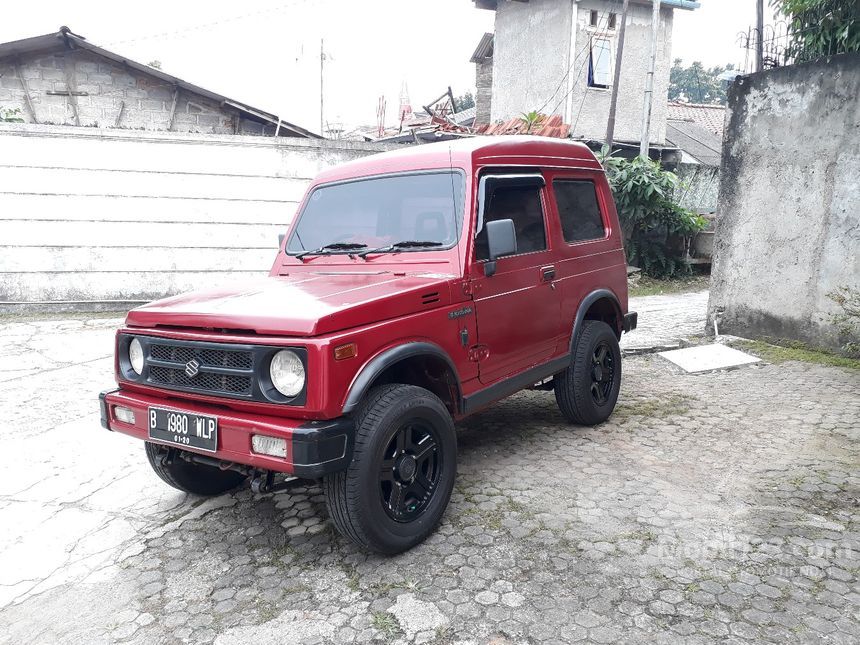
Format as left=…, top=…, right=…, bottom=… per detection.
left=125, top=272, right=454, bottom=337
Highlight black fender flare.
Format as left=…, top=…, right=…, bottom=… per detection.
left=341, top=342, right=462, bottom=415
left=569, top=289, right=623, bottom=353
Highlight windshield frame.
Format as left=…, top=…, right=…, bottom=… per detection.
left=285, top=168, right=467, bottom=257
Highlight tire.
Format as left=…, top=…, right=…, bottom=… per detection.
left=554, top=320, right=622, bottom=425
left=144, top=442, right=246, bottom=496
left=323, top=384, right=457, bottom=554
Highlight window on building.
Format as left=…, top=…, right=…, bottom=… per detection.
left=587, top=37, right=612, bottom=88
left=553, top=180, right=606, bottom=243
left=608, top=12, right=617, bottom=29
left=589, top=10, right=599, bottom=26
left=476, top=185, right=547, bottom=260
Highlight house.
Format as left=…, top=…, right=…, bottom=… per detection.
left=472, top=0, right=699, bottom=147
left=0, top=27, right=318, bottom=138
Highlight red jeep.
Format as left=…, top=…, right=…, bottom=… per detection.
left=99, top=137, right=636, bottom=553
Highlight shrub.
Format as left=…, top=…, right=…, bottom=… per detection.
left=0, top=107, right=25, bottom=123
left=771, top=0, right=860, bottom=61
left=599, top=150, right=706, bottom=277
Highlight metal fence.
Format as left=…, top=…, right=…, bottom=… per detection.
left=736, top=19, right=853, bottom=74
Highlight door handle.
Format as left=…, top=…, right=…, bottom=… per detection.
left=541, top=266, right=556, bottom=281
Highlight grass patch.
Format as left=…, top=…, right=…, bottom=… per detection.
left=733, top=339, right=860, bottom=371
left=371, top=612, right=401, bottom=640
left=613, top=394, right=696, bottom=422
left=629, top=274, right=710, bottom=298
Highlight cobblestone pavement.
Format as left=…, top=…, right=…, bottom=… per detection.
left=622, top=291, right=709, bottom=353
left=1, top=309, right=858, bottom=645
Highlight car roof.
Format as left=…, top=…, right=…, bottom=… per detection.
left=313, top=136, right=602, bottom=184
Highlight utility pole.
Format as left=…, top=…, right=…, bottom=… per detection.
left=639, top=0, right=661, bottom=158
left=605, top=0, right=630, bottom=150
left=755, top=0, right=764, bottom=72
left=320, top=37, right=325, bottom=137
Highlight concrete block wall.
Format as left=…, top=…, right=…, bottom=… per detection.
left=475, top=59, right=493, bottom=124
left=0, top=124, right=392, bottom=310
left=709, top=53, right=860, bottom=350
left=0, top=50, right=277, bottom=135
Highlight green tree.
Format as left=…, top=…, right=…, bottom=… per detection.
left=668, top=59, right=733, bottom=105
left=770, top=0, right=860, bottom=61
left=453, top=91, right=475, bottom=112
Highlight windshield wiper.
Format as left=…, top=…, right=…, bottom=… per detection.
left=357, top=240, right=444, bottom=258
left=293, top=242, right=368, bottom=261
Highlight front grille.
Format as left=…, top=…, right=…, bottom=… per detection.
left=145, top=340, right=255, bottom=399
left=150, top=344, right=253, bottom=370
left=149, top=366, right=252, bottom=395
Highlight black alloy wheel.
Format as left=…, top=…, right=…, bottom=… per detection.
left=590, top=341, right=615, bottom=405
left=379, top=421, right=442, bottom=522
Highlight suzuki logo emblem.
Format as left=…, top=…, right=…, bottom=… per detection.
left=184, top=359, right=201, bottom=378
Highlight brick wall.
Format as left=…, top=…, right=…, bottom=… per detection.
left=0, top=49, right=278, bottom=135
left=475, top=59, right=493, bottom=124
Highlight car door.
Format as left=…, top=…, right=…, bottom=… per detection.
left=470, top=172, right=563, bottom=385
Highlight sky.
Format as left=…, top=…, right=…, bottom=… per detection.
left=3, top=0, right=779, bottom=133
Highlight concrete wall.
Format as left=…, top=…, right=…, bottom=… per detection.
left=0, top=49, right=281, bottom=135
left=708, top=53, right=860, bottom=350
left=0, top=124, right=391, bottom=310
left=489, top=0, right=672, bottom=143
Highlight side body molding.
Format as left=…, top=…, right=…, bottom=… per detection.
left=341, top=342, right=462, bottom=415
left=569, top=289, right=623, bottom=352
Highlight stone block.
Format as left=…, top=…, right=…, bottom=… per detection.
left=75, top=61, right=99, bottom=73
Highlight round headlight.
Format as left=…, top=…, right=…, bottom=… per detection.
left=269, top=350, right=305, bottom=397
left=129, top=337, right=144, bottom=375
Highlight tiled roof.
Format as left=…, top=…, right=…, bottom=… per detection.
left=667, top=102, right=726, bottom=137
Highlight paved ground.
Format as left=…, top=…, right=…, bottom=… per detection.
left=621, top=290, right=710, bottom=353
left=1, top=297, right=858, bottom=644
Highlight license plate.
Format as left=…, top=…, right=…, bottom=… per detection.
left=148, top=407, right=218, bottom=453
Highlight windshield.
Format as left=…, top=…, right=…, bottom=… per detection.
left=287, top=171, right=465, bottom=255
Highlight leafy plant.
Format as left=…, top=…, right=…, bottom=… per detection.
left=518, top=110, right=544, bottom=133
left=0, top=107, right=25, bottom=123
left=599, top=148, right=706, bottom=277
left=827, top=286, right=860, bottom=357
left=453, top=91, right=475, bottom=112
left=771, top=0, right=860, bottom=61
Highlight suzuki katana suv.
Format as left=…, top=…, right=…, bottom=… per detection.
left=99, top=136, right=637, bottom=553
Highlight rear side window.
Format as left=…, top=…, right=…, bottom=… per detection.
left=476, top=185, right=547, bottom=260
left=553, top=180, right=606, bottom=243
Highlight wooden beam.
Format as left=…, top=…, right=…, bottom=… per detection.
left=46, top=90, right=88, bottom=96
left=234, top=112, right=241, bottom=134
left=61, top=55, right=81, bottom=126
left=167, top=86, right=179, bottom=131
left=114, top=100, right=125, bottom=127
left=12, top=62, right=39, bottom=124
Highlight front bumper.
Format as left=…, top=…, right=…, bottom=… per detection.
left=623, top=311, right=638, bottom=333
left=99, top=388, right=353, bottom=478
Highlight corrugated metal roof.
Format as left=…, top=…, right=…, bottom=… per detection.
left=667, top=102, right=726, bottom=137
left=470, top=32, right=494, bottom=62
left=665, top=120, right=722, bottom=167
left=474, top=0, right=699, bottom=10
left=0, top=27, right=320, bottom=138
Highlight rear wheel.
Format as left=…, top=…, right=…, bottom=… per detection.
left=144, top=442, right=246, bottom=496
left=323, top=384, right=457, bottom=554
left=554, top=320, right=622, bottom=425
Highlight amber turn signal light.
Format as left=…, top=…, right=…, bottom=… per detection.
left=333, top=343, right=357, bottom=361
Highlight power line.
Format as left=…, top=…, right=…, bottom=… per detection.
left=534, top=0, right=621, bottom=115
left=548, top=3, right=622, bottom=127
left=102, top=0, right=315, bottom=47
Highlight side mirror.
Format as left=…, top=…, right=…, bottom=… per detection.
left=484, top=219, right=517, bottom=277
left=278, top=233, right=286, bottom=249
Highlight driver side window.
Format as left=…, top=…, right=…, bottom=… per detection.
left=475, top=186, right=547, bottom=261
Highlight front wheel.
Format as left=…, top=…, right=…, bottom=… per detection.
left=144, top=442, right=246, bottom=496
left=323, top=384, right=457, bottom=554
left=554, top=320, right=622, bottom=425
